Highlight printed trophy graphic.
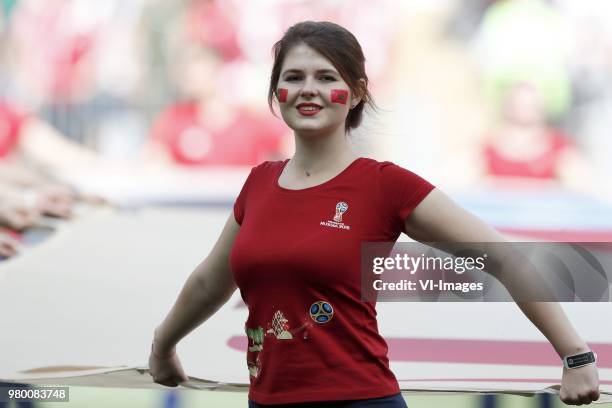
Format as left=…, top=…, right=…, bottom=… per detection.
left=267, top=310, right=293, bottom=339
left=334, top=201, right=349, bottom=223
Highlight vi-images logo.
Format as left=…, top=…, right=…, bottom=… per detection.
left=320, top=201, right=350, bottom=230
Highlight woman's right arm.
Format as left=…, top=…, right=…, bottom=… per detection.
left=149, top=213, right=240, bottom=386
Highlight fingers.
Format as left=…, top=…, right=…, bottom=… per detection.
left=7, top=207, right=40, bottom=230
left=177, top=371, right=189, bottom=384
left=77, top=193, right=109, bottom=206
left=152, top=373, right=188, bottom=388
left=5, top=185, right=107, bottom=224
left=0, top=236, right=19, bottom=257
left=560, top=391, right=600, bottom=405
left=36, top=195, right=74, bottom=219
left=40, top=203, right=73, bottom=219
left=38, top=189, right=111, bottom=217
left=41, top=184, right=109, bottom=207
left=36, top=184, right=76, bottom=200
left=154, top=376, right=183, bottom=387
left=560, top=393, right=576, bottom=405
left=0, top=246, right=15, bottom=258
left=148, top=352, right=188, bottom=388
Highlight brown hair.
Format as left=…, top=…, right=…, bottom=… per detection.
left=267, top=21, right=375, bottom=133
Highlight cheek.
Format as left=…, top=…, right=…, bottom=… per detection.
left=277, top=88, right=288, bottom=103
left=330, top=89, right=349, bottom=105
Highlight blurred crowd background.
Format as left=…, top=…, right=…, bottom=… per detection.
left=1, top=0, right=612, bottom=257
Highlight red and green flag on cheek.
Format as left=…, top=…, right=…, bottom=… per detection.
left=278, top=88, right=288, bottom=103
left=331, top=89, right=348, bottom=105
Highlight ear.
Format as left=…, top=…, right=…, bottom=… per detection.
left=351, top=78, right=367, bottom=108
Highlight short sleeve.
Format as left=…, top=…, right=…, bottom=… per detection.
left=233, top=166, right=257, bottom=225
left=379, top=162, right=435, bottom=230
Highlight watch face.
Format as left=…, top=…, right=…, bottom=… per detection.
left=567, top=351, right=596, bottom=368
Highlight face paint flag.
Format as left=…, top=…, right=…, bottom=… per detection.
left=278, top=88, right=288, bottom=103
left=331, top=89, right=348, bottom=105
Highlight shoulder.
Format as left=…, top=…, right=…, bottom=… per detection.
left=367, top=158, right=435, bottom=203
left=356, top=157, right=430, bottom=183
left=251, top=159, right=287, bottom=174
left=354, top=158, right=435, bottom=206
left=242, top=159, right=287, bottom=184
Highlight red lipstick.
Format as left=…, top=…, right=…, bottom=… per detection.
left=296, top=102, right=323, bottom=116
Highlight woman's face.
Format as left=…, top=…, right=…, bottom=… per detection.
left=277, top=43, right=356, bottom=135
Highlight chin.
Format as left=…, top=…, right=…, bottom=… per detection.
left=289, top=119, right=343, bottom=136
left=291, top=124, right=332, bottom=137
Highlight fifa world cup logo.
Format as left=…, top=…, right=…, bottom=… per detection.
left=333, top=201, right=349, bottom=222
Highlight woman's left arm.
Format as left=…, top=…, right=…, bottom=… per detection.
left=404, top=188, right=600, bottom=405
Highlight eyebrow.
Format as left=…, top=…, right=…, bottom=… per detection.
left=282, top=69, right=339, bottom=76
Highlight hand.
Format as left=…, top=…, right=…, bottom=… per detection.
left=34, top=184, right=75, bottom=218
left=0, top=202, right=40, bottom=230
left=76, top=192, right=109, bottom=206
left=39, top=184, right=110, bottom=209
left=560, top=364, right=600, bottom=405
left=0, top=232, right=20, bottom=258
left=148, top=343, right=189, bottom=387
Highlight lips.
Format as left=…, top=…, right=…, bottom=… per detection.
left=296, top=103, right=323, bottom=116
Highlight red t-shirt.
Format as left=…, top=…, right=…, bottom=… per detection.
left=230, top=158, right=435, bottom=404
left=150, top=102, right=284, bottom=166
left=483, top=130, right=570, bottom=179
left=0, top=102, right=28, bottom=158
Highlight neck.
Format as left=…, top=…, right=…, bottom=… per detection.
left=291, top=125, right=356, bottom=176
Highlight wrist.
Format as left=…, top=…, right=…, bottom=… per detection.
left=151, top=340, right=176, bottom=359
left=152, top=328, right=176, bottom=358
left=558, top=342, right=590, bottom=359
left=562, top=349, right=597, bottom=369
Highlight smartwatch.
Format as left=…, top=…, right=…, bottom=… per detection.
left=563, top=351, right=597, bottom=369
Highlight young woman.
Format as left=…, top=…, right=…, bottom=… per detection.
left=149, top=21, right=600, bottom=407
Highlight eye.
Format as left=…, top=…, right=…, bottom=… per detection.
left=285, top=75, right=301, bottom=81
left=320, top=75, right=336, bottom=82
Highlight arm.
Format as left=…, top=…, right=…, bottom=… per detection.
left=17, top=118, right=99, bottom=171
left=0, top=162, right=77, bottom=219
left=0, top=160, right=50, bottom=188
left=0, top=232, right=20, bottom=258
left=0, top=180, right=40, bottom=230
left=150, top=214, right=239, bottom=386
left=404, top=188, right=600, bottom=405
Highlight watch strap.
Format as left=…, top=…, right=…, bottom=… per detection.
left=563, top=351, right=597, bottom=369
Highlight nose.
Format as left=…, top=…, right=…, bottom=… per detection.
left=300, top=76, right=318, bottom=98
